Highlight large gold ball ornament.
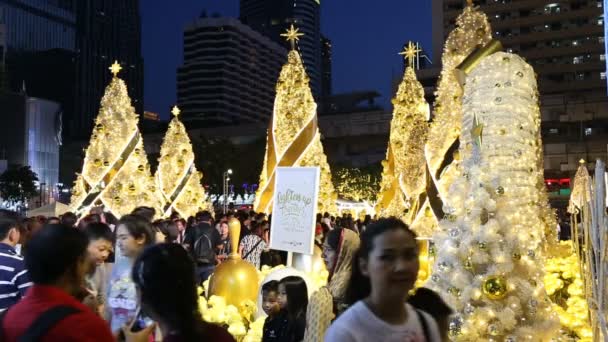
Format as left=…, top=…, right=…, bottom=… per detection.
left=208, top=218, right=259, bottom=307
left=95, top=123, right=104, bottom=132
left=482, top=275, right=508, bottom=300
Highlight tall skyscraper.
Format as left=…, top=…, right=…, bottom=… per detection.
left=0, top=0, right=76, bottom=52
left=321, top=35, right=332, bottom=99
left=73, top=0, right=143, bottom=139
left=240, top=0, right=322, bottom=98
left=177, top=16, right=287, bottom=125
left=431, top=0, right=607, bottom=180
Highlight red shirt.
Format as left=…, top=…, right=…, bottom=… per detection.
left=2, top=284, right=114, bottom=342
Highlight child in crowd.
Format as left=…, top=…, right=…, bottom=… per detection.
left=277, top=276, right=308, bottom=342
left=261, top=281, right=282, bottom=341
left=83, top=222, right=114, bottom=316
left=324, top=217, right=441, bottom=342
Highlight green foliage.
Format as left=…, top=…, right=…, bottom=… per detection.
left=0, top=165, right=39, bottom=204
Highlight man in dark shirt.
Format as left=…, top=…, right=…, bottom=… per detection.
left=184, top=211, right=222, bottom=283
left=0, top=210, right=31, bottom=312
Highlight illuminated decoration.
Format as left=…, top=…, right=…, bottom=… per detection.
left=332, top=167, right=380, bottom=203
left=430, top=52, right=559, bottom=340
left=209, top=218, right=259, bottom=307
left=254, top=26, right=336, bottom=214
left=376, top=41, right=429, bottom=233
left=155, top=106, right=212, bottom=218
left=69, top=61, right=161, bottom=217
left=422, top=2, right=493, bottom=232
left=544, top=241, right=592, bottom=341
left=568, top=160, right=608, bottom=340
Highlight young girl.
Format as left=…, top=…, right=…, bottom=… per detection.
left=324, top=217, right=441, bottom=342
left=274, top=276, right=308, bottom=342
left=106, top=215, right=155, bottom=335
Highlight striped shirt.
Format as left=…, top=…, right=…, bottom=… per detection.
left=0, top=243, right=32, bottom=312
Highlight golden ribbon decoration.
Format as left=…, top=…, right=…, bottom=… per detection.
left=77, top=131, right=142, bottom=212
left=161, top=162, right=195, bottom=216
left=255, top=113, right=318, bottom=213
left=376, top=145, right=399, bottom=213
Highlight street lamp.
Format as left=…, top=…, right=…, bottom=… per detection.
left=223, top=169, right=233, bottom=213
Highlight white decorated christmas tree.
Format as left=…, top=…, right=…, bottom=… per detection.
left=430, top=52, right=558, bottom=340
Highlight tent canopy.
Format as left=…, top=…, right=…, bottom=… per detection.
left=27, top=202, right=69, bottom=218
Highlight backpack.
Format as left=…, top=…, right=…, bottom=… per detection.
left=192, top=228, right=216, bottom=266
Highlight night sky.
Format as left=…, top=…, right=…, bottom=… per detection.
left=141, top=1, right=433, bottom=119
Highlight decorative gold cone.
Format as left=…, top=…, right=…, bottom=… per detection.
left=208, top=218, right=259, bottom=307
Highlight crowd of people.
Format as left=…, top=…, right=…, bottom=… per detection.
left=0, top=205, right=452, bottom=341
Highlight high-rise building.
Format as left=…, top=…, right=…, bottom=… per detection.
left=0, top=0, right=76, bottom=52
left=321, top=35, right=332, bottom=99
left=177, top=16, right=287, bottom=125
left=240, top=0, right=322, bottom=98
left=73, top=0, right=143, bottom=139
left=0, top=91, right=62, bottom=193
left=431, top=0, right=608, bottom=181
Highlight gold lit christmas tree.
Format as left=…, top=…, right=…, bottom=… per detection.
left=155, top=106, right=212, bottom=218
left=69, top=62, right=162, bottom=217
left=376, top=42, right=429, bottom=233
left=421, top=2, right=493, bottom=230
left=254, top=25, right=337, bottom=214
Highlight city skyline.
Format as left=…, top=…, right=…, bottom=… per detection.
left=141, top=0, right=433, bottom=118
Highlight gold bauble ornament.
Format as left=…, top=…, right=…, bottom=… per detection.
left=128, top=184, right=136, bottom=193
left=103, top=160, right=110, bottom=167
left=482, top=275, right=508, bottom=300
left=95, top=123, right=104, bottom=132
left=495, top=186, right=505, bottom=195
left=93, top=159, right=102, bottom=167
left=208, top=218, right=259, bottom=307
left=512, top=252, right=521, bottom=261
left=137, top=164, right=145, bottom=172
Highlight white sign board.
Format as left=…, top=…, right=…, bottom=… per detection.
left=269, top=167, right=320, bottom=255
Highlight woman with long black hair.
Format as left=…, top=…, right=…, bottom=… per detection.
left=123, top=243, right=234, bottom=342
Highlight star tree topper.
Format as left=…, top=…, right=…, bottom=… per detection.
left=171, top=105, right=181, bottom=117
left=399, top=41, right=421, bottom=69
left=281, top=24, right=304, bottom=50
left=109, top=61, right=122, bottom=77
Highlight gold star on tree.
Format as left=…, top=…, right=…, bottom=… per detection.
left=399, top=41, right=421, bottom=69
left=109, top=61, right=122, bottom=76
left=281, top=24, right=304, bottom=50
left=471, top=114, right=484, bottom=146
left=171, top=105, right=181, bottom=117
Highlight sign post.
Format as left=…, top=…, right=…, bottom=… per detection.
left=269, top=167, right=320, bottom=264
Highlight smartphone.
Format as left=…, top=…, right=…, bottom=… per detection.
left=130, top=308, right=154, bottom=333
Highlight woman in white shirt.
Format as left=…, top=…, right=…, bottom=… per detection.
left=325, top=217, right=441, bottom=342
